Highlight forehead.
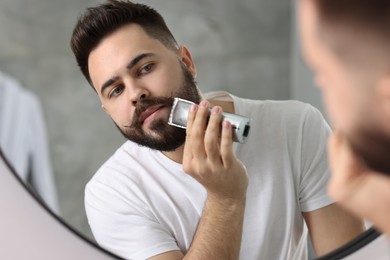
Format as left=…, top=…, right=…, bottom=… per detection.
left=89, top=23, right=163, bottom=62
left=88, top=23, right=171, bottom=91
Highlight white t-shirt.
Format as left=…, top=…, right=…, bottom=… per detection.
left=85, top=91, right=333, bottom=260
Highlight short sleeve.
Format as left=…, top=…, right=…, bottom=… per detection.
left=298, top=105, right=334, bottom=212
left=85, top=175, right=180, bottom=260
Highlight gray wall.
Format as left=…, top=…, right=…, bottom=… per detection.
left=0, top=0, right=322, bottom=245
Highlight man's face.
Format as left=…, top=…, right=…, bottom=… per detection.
left=299, top=0, right=390, bottom=173
left=88, top=24, right=201, bottom=151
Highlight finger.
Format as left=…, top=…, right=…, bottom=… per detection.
left=189, top=100, right=209, bottom=158
left=327, top=132, right=341, bottom=168
left=185, top=103, right=198, bottom=137
left=183, top=104, right=198, bottom=167
left=327, top=132, right=368, bottom=202
left=193, top=100, right=209, bottom=132
left=329, top=132, right=365, bottom=172
left=220, top=120, right=234, bottom=167
left=204, top=106, right=222, bottom=160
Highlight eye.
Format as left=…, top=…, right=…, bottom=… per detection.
left=138, top=63, right=154, bottom=76
left=109, top=84, right=124, bottom=98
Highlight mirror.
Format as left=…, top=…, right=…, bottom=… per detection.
left=0, top=0, right=375, bottom=259
left=0, top=149, right=120, bottom=259
left=316, top=228, right=383, bottom=260
left=2, top=149, right=388, bottom=259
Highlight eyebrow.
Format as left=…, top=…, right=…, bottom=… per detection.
left=100, top=52, right=156, bottom=96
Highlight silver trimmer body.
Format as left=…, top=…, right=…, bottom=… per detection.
left=168, top=98, right=251, bottom=143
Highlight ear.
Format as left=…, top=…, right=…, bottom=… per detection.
left=177, top=45, right=197, bottom=78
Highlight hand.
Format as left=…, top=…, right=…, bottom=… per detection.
left=182, top=100, right=248, bottom=201
left=328, top=132, right=390, bottom=236
left=327, top=132, right=387, bottom=218
left=327, top=132, right=368, bottom=205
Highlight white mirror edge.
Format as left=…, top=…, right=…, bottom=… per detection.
left=0, top=149, right=122, bottom=260
left=316, top=227, right=381, bottom=260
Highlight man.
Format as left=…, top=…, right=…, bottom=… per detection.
left=70, top=1, right=364, bottom=259
left=298, top=0, right=390, bottom=238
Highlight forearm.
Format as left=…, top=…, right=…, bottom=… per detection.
left=184, top=195, right=246, bottom=260
left=180, top=101, right=248, bottom=259
left=304, top=204, right=366, bottom=256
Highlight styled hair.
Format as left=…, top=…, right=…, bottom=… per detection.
left=70, top=0, right=178, bottom=85
left=313, top=0, right=390, bottom=69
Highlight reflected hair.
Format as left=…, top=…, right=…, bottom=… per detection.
left=70, top=0, right=178, bottom=86
left=313, top=0, right=390, bottom=69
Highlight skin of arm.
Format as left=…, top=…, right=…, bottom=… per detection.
left=303, top=203, right=366, bottom=256
left=327, top=132, right=390, bottom=239
left=149, top=100, right=248, bottom=260
left=303, top=131, right=369, bottom=256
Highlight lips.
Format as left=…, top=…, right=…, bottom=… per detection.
left=139, top=105, right=164, bottom=124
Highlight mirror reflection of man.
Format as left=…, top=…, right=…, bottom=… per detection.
left=70, top=1, right=364, bottom=259
left=0, top=71, right=59, bottom=214
left=299, top=0, right=390, bottom=240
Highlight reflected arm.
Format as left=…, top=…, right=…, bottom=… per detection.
left=303, top=203, right=366, bottom=257
left=330, top=171, right=390, bottom=241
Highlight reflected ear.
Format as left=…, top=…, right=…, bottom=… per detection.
left=177, top=45, right=197, bottom=78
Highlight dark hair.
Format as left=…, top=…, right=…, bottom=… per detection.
left=313, top=0, right=390, bottom=68
left=70, top=0, right=178, bottom=85
left=317, top=0, right=390, bottom=25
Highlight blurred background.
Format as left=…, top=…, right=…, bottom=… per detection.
left=0, top=0, right=323, bottom=245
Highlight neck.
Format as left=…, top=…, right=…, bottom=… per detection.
left=162, top=144, right=185, bottom=163
left=161, top=100, right=234, bottom=164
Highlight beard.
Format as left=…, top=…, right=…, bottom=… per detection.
left=347, top=125, right=390, bottom=175
left=115, top=64, right=202, bottom=152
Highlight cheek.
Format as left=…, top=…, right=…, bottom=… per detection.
left=151, top=64, right=183, bottom=95
left=148, top=72, right=171, bottom=95
left=104, top=100, right=134, bottom=126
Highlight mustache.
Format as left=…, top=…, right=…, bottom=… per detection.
left=123, top=95, right=174, bottom=128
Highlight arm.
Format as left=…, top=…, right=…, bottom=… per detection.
left=151, top=101, right=248, bottom=260
left=149, top=196, right=246, bottom=260
left=299, top=107, right=365, bottom=256
left=303, top=203, right=366, bottom=256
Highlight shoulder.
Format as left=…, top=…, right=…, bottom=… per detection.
left=232, top=93, right=313, bottom=116
left=86, top=141, right=152, bottom=190
left=260, top=99, right=315, bottom=117
left=236, top=96, right=322, bottom=127
left=85, top=141, right=156, bottom=208
left=262, top=100, right=330, bottom=141
left=262, top=99, right=314, bottom=116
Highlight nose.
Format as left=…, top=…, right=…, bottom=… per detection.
left=128, top=83, right=149, bottom=106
